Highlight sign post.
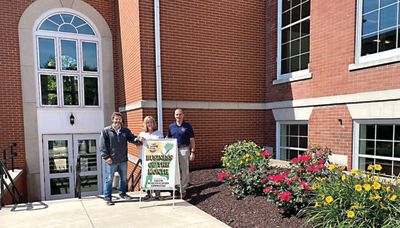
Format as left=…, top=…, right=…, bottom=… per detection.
left=139, top=138, right=180, bottom=207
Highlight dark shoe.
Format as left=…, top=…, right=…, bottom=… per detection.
left=106, top=200, right=114, bottom=206
left=119, top=194, right=131, bottom=200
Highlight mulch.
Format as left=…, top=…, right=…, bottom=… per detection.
left=185, top=168, right=305, bottom=228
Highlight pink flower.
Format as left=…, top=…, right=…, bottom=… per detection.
left=291, top=157, right=300, bottom=163
left=299, top=155, right=312, bottom=162
left=263, top=186, right=271, bottom=193
left=285, top=179, right=292, bottom=185
left=261, top=178, right=267, bottom=184
left=250, top=166, right=256, bottom=172
left=319, top=159, right=325, bottom=164
left=218, top=172, right=227, bottom=182
left=262, top=150, right=272, bottom=157
left=279, top=191, right=292, bottom=202
left=300, top=181, right=310, bottom=190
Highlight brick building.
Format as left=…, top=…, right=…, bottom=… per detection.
left=1, top=0, right=399, bottom=202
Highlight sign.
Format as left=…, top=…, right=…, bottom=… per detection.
left=140, top=138, right=178, bottom=190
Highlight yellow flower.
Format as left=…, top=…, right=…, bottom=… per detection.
left=328, top=164, right=336, bottom=170
left=380, top=202, right=386, bottom=209
left=347, top=210, right=355, bottom=218
left=367, top=164, right=374, bottom=170
left=374, top=164, right=382, bottom=171
left=389, top=195, right=397, bottom=201
left=351, top=204, right=364, bottom=209
left=240, top=161, right=243, bottom=165
left=325, top=196, right=333, bottom=204
left=373, top=181, right=381, bottom=190
left=351, top=169, right=359, bottom=175
left=226, top=162, right=230, bottom=167
left=374, top=194, right=382, bottom=200
left=320, top=194, right=325, bottom=200
left=314, top=202, right=320, bottom=208
left=363, top=184, right=371, bottom=191
left=311, top=183, right=320, bottom=190
left=374, top=176, right=379, bottom=182
left=338, top=166, right=346, bottom=171
left=355, top=184, right=363, bottom=192
left=341, top=174, right=347, bottom=181
left=256, top=152, right=261, bottom=157
left=386, top=186, right=393, bottom=192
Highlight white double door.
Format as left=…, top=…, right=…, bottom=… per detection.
left=43, top=134, right=102, bottom=200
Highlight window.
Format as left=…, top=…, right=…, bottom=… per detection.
left=277, top=0, right=311, bottom=82
left=278, top=122, right=308, bottom=161
left=35, top=12, right=100, bottom=107
left=355, top=121, right=400, bottom=177
left=355, top=0, right=400, bottom=64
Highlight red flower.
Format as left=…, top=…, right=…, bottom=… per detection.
left=218, top=172, right=227, bottom=182
left=249, top=166, right=256, bottom=172
left=285, top=179, right=292, bottom=185
left=299, top=155, right=312, bottom=162
left=279, top=191, right=292, bottom=202
left=262, top=150, right=272, bottom=157
left=319, top=159, right=325, bottom=164
left=263, top=186, right=271, bottom=193
left=300, top=181, right=310, bottom=190
left=291, top=157, right=300, bottom=163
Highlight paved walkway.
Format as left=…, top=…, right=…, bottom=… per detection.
left=0, top=192, right=229, bottom=228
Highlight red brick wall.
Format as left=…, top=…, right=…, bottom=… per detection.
left=265, top=0, right=400, bottom=102
left=308, top=105, right=353, bottom=168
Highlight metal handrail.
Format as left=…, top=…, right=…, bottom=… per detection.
left=75, top=155, right=81, bottom=199
left=127, top=159, right=142, bottom=192
left=0, top=159, right=22, bottom=209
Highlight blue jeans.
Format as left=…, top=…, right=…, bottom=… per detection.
left=103, top=161, right=127, bottom=201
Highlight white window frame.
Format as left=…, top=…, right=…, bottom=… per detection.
left=275, top=0, right=312, bottom=85
left=351, top=0, right=400, bottom=70
left=353, top=119, right=400, bottom=177
left=34, top=11, right=101, bottom=108
left=276, top=121, right=308, bottom=160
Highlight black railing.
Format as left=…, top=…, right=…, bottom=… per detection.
left=127, top=159, right=142, bottom=192
left=0, top=159, right=22, bottom=210
left=75, top=155, right=81, bottom=199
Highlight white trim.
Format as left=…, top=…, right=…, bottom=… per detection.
left=273, top=71, right=312, bottom=85
left=272, top=107, right=313, bottom=121
left=119, top=89, right=400, bottom=111
left=154, top=0, right=163, bottom=132
left=347, top=100, right=400, bottom=119
left=276, top=121, right=308, bottom=161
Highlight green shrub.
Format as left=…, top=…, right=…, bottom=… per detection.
left=299, top=165, right=400, bottom=227
left=219, top=140, right=272, bottom=197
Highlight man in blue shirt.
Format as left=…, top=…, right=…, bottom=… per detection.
left=167, top=108, right=195, bottom=197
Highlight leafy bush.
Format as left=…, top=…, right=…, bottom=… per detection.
left=300, top=165, right=400, bottom=227
left=219, top=140, right=272, bottom=197
left=263, top=145, right=332, bottom=212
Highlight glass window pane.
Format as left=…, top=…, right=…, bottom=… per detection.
left=379, top=28, right=396, bottom=52
left=289, top=150, right=298, bottom=160
left=84, top=77, right=99, bottom=106
left=40, top=74, right=58, bottom=105
left=379, top=5, right=397, bottom=30
left=48, top=140, right=68, bottom=174
left=50, top=178, right=70, bottom=195
left=361, top=33, right=378, bottom=56
left=362, top=11, right=378, bottom=35
left=394, top=142, right=400, bottom=158
left=82, top=42, right=98, bottom=72
left=39, top=20, right=58, bottom=31
left=301, top=36, right=310, bottom=53
left=381, top=0, right=396, bottom=8
left=63, top=76, right=79, bottom=106
left=375, top=158, right=392, bottom=176
left=394, top=161, right=400, bottom=176
left=282, top=43, right=290, bottom=59
left=299, top=125, right=308, bottom=136
left=290, top=56, right=300, bottom=72
left=291, top=39, right=300, bottom=56
left=299, top=137, right=308, bottom=148
left=61, top=14, right=73, bottom=23
left=359, top=140, right=375, bottom=155
left=301, top=1, right=310, bottom=18
left=77, top=24, right=95, bottom=35
left=395, top=125, right=400, bottom=140
left=359, top=157, right=374, bottom=171
left=283, top=0, right=290, bottom=12
left=38, top=38, right=56, bottom=69
left=377, top=125, right=393, bottom=140
left=281, top=124, right=289, bottom=136
left=281, top=59, right=290, bottom=74
left=282, top=11, right=290, bottom=27
left=291, top=5, right=301, bottom=23
left=292, top=23, right=301, bottom=40
left=292, top=0, right=301, bottom=7
left=360, top=124, right=375, bottom=139
left=78, top=140, right=97, bottom=172
left=280, top=135, right=288, bottom=147
left=300, top=20, right=310, bottom=37
left=282, top=28, right=291, bottom=43
left=61, top=40, right=77, bottom=71
left=376, top=141, right=392, bottom=157
left=280, top=148, right=288, bottom=161
left=363, top=0, right=379, bottom=13
left=289, top=124, right=299, bottom=135
left=80, top=175, right=98, bottom=192
left=300, top=53, right=309, bottom=70
left=48, top=14, right=63, bottom=25
left=71, top=17, right=86, bottom=27
left=59, top=24, right=77, bottom=33
left=289, top=136, right=298, bottom=147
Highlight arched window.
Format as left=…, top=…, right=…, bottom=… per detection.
left=35, top=12, right=100, bottom=107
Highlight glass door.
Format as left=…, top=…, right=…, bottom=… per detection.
left=43, top=135, right=74, bottom=200
left=74, top=134, right=102, bottom=197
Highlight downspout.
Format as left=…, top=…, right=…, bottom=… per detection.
left=154, top=0, right=163, bottom=132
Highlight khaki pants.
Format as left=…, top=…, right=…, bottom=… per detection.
left=176, top=146, right=190, bottom=193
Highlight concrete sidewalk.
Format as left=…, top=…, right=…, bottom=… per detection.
left=0, top=192, right=230, bottom=228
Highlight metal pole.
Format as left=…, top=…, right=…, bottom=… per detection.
left=10, top=143, right=16, bottom=172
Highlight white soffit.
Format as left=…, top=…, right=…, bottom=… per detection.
left=272, top=107, right=313, bottom=121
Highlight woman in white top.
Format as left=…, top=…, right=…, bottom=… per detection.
left=138, top=116, right=164, bottom=199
